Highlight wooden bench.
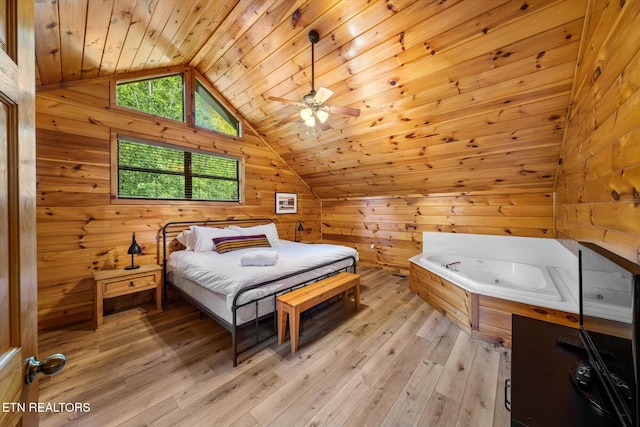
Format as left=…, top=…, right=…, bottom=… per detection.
left=277, top=272, right=361, bottom=353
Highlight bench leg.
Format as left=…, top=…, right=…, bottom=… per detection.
left=277, top=302, right=287, bottom=345
left=354, top=279, right=360, bottom=310
left=290, top=308, right=300, bottom=353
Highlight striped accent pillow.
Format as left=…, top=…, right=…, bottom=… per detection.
left=212, top=234, right=271, bottom=254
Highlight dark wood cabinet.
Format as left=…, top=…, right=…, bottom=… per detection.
left=510, top=315, right=620, bottom=427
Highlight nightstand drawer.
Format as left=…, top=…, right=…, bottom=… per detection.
left=103, top=274, right=157, bottom=297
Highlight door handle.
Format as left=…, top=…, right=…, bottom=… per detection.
left=24, top=353, right=66, bottom=384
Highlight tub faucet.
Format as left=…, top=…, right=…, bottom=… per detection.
left=444, top=261, right=461, bottom=271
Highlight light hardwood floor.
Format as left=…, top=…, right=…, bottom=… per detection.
left=38, top=267, right=511, bottom=427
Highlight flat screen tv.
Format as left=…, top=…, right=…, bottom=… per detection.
left=578, top=242, right=640, bottom=427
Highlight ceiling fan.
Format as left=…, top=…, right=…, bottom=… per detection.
left=268, top=29, right=361, bottom=131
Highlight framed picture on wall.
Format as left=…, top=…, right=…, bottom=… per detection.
left=275, top=192, right=297, bottom=214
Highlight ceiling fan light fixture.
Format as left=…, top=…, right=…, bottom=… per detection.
left=300, top=107, right=313, bottom=121
left=316, top=109, right=329, bottom=123
left=268, top=29, right=361, bottom=131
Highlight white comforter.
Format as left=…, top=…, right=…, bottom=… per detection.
left=167, top=241, right=358, bottom=309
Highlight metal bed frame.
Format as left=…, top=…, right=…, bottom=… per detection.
left=161, top=218, right=357, bottom=366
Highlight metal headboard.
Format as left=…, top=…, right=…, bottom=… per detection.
left=161, top=218, right=276, bottom=295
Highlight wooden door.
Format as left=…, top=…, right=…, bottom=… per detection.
left=0, top=1, right=37, bottom=426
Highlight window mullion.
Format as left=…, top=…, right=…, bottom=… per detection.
left=185, top=152, right=193, bottom=199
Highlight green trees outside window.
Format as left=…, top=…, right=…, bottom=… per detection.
left=195, top=79, right=239, bottom=136
left=116, top=74, right=184, bottom=122
left=115, top=73, right=240, bottom=136
left=117, top=138, right=240, bottom=201
left=114, top=71, right=242, bottom=202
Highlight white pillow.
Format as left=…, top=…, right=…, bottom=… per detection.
left=229, top=223, right=279, bottom=246
left=190, top=225, right=241, bottom=252
left=176, top=230, right=194, bottom=251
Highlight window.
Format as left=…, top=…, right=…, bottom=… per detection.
left=195, top=79, right=240, bottom=136
left=116, top=74, right=184, bottom=122
left=114, top=71, right=241, bottom=137
left=117, top=137, right=240, bottom=202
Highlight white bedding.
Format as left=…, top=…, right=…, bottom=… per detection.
left=167, top=240, right=358, bottom=313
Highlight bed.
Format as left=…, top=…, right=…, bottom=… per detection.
left=161, top=219, right=358, bottom=366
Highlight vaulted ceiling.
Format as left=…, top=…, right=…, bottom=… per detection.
left=34, top=0, right=588, bottom=199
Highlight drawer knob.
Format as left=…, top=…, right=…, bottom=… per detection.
left=129, top=281, right=135, bottom=287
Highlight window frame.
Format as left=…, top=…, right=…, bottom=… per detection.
left=111, top=132, right=243, bottom=205
left=110, top=67, right=242, bottom=138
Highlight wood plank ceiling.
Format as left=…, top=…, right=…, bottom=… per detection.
left=34, top=0, right=588, bottom=199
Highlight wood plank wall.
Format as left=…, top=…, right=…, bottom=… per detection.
left=555, top=0, right=640, bottom=263
left=35, top=75, right=320, bottom=330
left=321, top=192, right=554, bottom=273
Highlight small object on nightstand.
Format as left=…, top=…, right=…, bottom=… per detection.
left=125, top=232, right=142, bottom=270
left=93, top=264, right=162, bottom=328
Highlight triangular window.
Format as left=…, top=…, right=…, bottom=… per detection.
left=194, top=78, right=240, bottom=136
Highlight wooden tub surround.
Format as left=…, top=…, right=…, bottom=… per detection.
left=409, top=262, right=579, bottom=347
left=277, top=272, right=361, bottom=352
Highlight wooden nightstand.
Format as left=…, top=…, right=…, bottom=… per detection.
left=93, top=264, right=163, bottom=328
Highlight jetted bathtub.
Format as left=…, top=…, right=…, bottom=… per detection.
left=409, top=232, right=580, bottom=347
left=418, top=253, right=562, bottom=303
left=410, top=232, right=579, bottom=312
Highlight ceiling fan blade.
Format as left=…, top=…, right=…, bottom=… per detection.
left=328, top=105, right=361, bottom=118
left=277, top=112, right=301, bottom=126
left=314, top=87, right=334, bottom=104
left=268, top=96, right=300, bottom=106
left=318, top=119, right=331, bottom=131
